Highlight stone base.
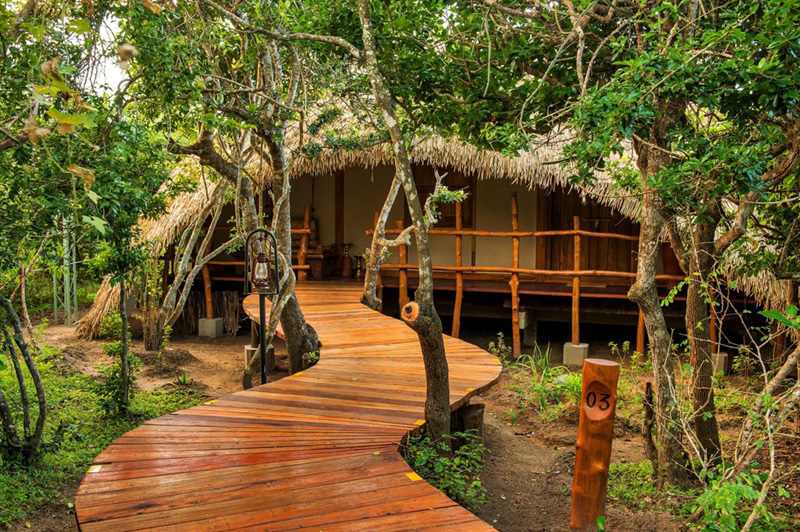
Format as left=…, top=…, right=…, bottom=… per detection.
left=563, top=342, right=589, bottom=366
left=198, top=318, right=224, bottom=338
left=712, top=352, right=729, bottom=376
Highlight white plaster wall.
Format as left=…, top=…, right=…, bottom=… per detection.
left=344, top=164, right=403, bottom=257
left=291, top=168, right=539, bottom=268
left=292, top=174, right=336, bottom=246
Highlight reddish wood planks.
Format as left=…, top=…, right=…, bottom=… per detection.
left=74, top=281, right=501, bottom=531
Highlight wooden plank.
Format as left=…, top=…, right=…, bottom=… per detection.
left=74, top=282, right=502, bottom=532
left=452, top=202, right=464, bottom=338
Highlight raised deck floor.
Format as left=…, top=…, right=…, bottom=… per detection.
left=74, top=282, right=502, bottom=531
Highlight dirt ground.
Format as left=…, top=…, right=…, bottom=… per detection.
left=473, top=372, right=682, bottom=532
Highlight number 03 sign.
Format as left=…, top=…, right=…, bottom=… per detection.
left=570, top=358, right=620, bottom=532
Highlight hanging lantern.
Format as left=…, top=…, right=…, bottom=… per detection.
left=244, top=229, right=280, bottom=297
left=251, top=250, right=275, bottom=294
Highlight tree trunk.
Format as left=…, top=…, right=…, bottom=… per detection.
left=358, top=0, right=450, bottom=445
left=685, top=219, right=722, bottom=463
left=362, top=177, right=402, bottom=309
left=119, top=278, right=130, bottom=412
left=263, top=135, right=319, bottom=374
left=629, top=112, right=689, bottom=485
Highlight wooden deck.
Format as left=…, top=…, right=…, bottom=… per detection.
left=74, top=281, right=502, bottom=531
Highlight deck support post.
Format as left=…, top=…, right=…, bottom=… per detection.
left=298, top=204, right=311, bottom=282
left=452, top=202, right=464, bottom=338
left=636, top=310, right=646, bottom=355
left=572, top=216, right=581, bottom=345
left=396, top=219, right=409, bottom=309
left=510, top=193, right=521, bottom=358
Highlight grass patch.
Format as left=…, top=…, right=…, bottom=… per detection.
left=0, top=345, right=204, bottom=524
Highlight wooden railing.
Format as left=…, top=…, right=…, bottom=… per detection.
left=368, top=193, right=684, bottom=357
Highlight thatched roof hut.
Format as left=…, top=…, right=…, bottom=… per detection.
left=76, top=112, right=796, bottom=340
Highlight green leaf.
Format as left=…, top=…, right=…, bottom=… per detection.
left=87, top=190, right=101, bottom=204
left=68, top=19, right=91, bottom=34
left=82, top=215, right=107, bottom=235
left=46, top=108, right=87, bottom=125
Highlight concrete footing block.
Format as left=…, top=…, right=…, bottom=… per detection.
left=199, top=318, right=224, bottom=338
left=712, top=352, right=729, bottom=375
left=563, top=342, right=589, bottom=366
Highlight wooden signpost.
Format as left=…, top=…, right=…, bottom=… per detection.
left=570, top=358, right=620, bottom=532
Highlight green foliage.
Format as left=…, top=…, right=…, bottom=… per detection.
left=404, top=430, right=487, bottom=509
left=98, top=309, right=123, bottom=339
left=607, top=462, right=662, bottom=509
left=488, top=332, right=512, bottom=361
left=504, top=343, right=582, bottom=421
left=0, top=344, right=204, bottom=523
left=424, top=185, right=468, bottom=227
left=98, top=341, right=139, bottom=416
left=692, top=470, right=790, bottom=532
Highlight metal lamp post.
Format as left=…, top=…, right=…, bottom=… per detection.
left=244, top=228, right=280, bottom=385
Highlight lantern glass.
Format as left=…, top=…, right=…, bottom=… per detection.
left=251, top=252, right=274, bottom=294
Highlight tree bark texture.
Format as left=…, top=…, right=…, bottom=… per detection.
left=358, top=0, right=450, bottom=443
left=629, top=100, right=689, bottom=486
left=119, top=278, right=130, bottom=412
left=684, top=217, right=722, bottom=462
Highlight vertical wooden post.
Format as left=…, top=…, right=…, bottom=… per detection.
left=452, top=202, right=464, bottom=338
left=396, top=219, right=409, bottom=308
left=335, top=173, right=345, bottom=257
left=297, top=203, right=311, bottom=282
left=636, top=310, right=646, bottom=355
left=202, top=266, right=214, bottom=319
left=510, top=193, right=521, bottom=357
left=572, top=216, right=581, bottom=345
left=570, top=359, right=620, bottom=532
left=709, top=286, right=718, bottom=354
left=374, top=211, right=383, bottom=312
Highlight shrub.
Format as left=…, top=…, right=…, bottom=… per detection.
left=404, top=430, right=487, bottom=509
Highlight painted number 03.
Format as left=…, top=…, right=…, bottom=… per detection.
left=585, top=391, right=611, bottom=411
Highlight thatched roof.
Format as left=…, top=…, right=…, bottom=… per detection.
left=76, top=110, right=796, bottom=340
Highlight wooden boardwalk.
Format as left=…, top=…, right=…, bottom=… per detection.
left=74, top=281, right=502, bottom=531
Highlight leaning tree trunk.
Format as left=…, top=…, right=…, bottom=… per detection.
left=629, top=121, right=689, bottom=486
left=362, top=176, right=402, bottom=309
left=685, top=218, right=722, bottom=463
left=358, top=0, right=450, bottom=444
left=263, top=134, right=319, bottom=374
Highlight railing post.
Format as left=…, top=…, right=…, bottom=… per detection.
left=570, top=358, right=620, bottom=532
left=510, top=193, right=521, bottom=357
left=452, top=202, right=464, bottom=338
left=572, top=216, right=581, bottom=345
left=297, top=203, right=311, bottom=282
left=396, top=219, right=409, bottom=308
left=636, top=310, right=646, bottom=355
left=375, top=211, right=383, bottom=312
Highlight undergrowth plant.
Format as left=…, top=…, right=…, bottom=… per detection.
left=404, top=430, right=487, bottom=509
left=502, top=342, right=582, bottom=422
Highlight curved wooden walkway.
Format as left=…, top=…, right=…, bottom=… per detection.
left=75, top=281, right=501, bottom=531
